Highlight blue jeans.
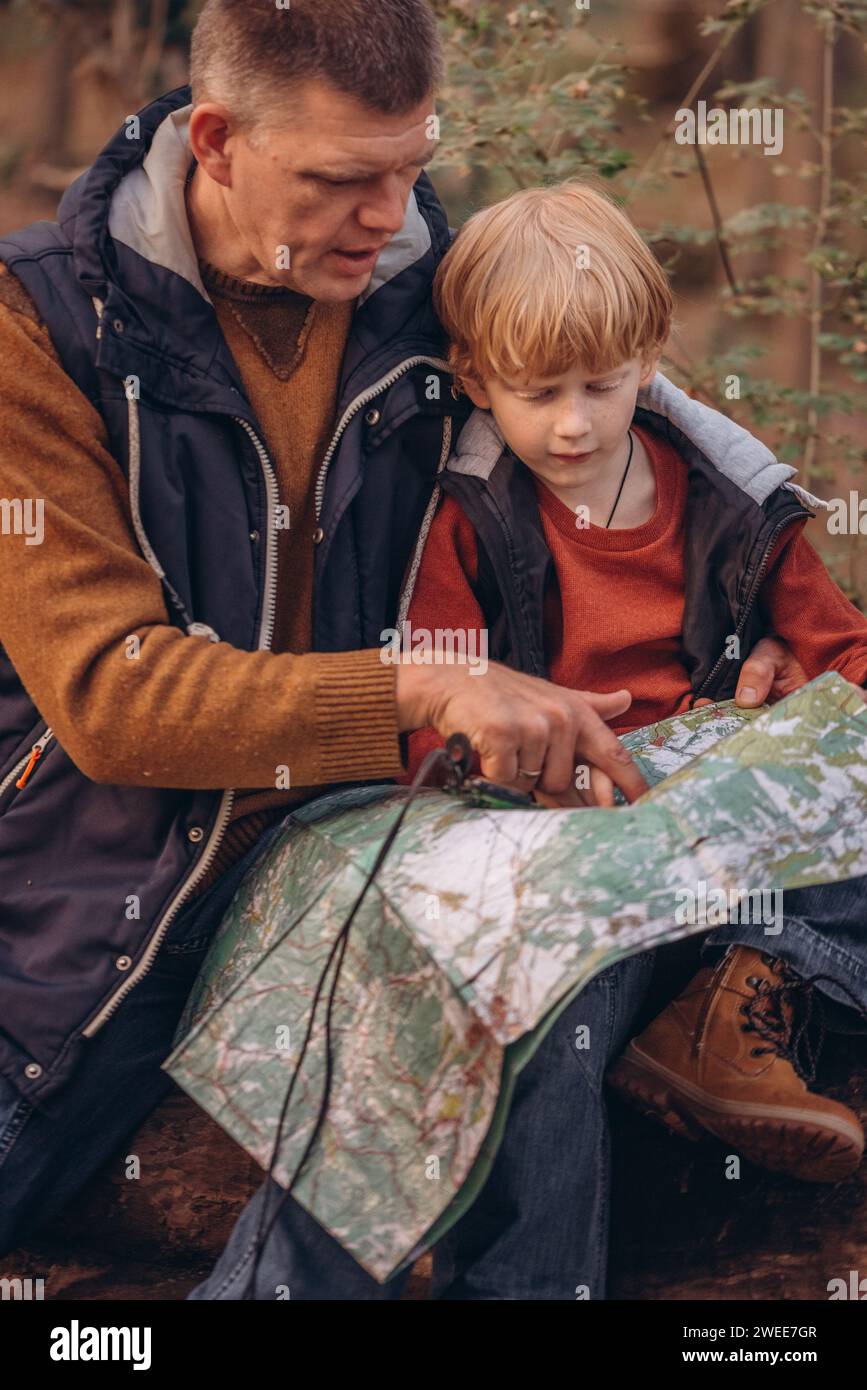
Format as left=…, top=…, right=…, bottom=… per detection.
left=702, top=876, right=867, bottom=1029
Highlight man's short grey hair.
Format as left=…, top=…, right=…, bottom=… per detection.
left=190, top=0, right=444, bottom=133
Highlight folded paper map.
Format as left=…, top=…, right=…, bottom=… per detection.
left=165, top=672, right=867, bottom=1281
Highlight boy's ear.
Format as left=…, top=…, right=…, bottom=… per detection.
left=639, top=349, right=662, bottom=387
left=462, top=376, right=491, bottom=410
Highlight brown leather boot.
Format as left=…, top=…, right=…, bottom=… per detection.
left=606, top=945, right=864, bottom=1182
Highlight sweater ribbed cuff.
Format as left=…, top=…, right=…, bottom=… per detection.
left=314, top=649, right=404, bottom=782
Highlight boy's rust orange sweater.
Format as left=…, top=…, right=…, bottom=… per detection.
left=0, top=260, right=405, bottom=894
left=406, top=423, right=867, bottom=777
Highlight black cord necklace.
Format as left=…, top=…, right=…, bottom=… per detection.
left=605, top=430, right=635, bottom=528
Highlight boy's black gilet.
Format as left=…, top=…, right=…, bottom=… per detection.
left=439, top=405, right=812, bottom=702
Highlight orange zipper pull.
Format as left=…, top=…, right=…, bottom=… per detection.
left=16, top=744, right=43, bottom=790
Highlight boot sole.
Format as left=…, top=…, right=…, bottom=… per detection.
left=607, top=1044, right=865, bottom=1183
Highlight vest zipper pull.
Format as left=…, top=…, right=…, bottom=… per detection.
left=16, top=744, right=44, bottom=790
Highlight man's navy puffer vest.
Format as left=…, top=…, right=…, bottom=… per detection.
left=0, top=87, right=470, bottom=1107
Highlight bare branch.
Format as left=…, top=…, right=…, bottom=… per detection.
left=693, top=142, right=741, bottom=295
left=802, top=18, right=836, bottom=487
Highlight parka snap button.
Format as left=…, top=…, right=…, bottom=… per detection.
left=312, top=527, right=325, bottom=545
left=24, top=1062, right=42, bottom=1079
left=364, top=408, right=381, bottom=426
left=249, top=529, right=260, bottom=543
left=112, top=319, right=125, bottom=334
left=115, top=955, right=133, bottom=971
left=188, top=826, right=205, bottom=843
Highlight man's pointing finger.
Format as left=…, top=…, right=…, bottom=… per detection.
left=574, top=706, right=649, bottom=804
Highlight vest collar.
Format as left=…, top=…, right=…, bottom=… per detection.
left=445, top=372, right=827, bottom=513
left=107, top=102, right=210, bottom=303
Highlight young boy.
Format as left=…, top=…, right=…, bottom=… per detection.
left=401, top=180, right=867, bottom=1183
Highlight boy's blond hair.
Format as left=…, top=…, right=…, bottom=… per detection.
left=434, top=180, right=673, bottom=389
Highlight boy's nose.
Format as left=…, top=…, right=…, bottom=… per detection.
left=553, top=405, right=592, bottom=440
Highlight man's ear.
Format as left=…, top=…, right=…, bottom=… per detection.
left=462, top=376, right=491, bottom=410
left=187, top=104, right=237, bottom=188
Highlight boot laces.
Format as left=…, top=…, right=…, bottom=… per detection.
left=739, top=953, right=867, bottom=1085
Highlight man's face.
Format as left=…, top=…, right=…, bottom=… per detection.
left=196, top=82, right=437, bottom=300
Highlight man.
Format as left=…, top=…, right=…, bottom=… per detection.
left=0, top=0, right=845, bottom=1300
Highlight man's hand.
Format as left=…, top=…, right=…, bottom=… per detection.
left=734, top=635, right=809, bottom=707
left=397, top=661, right=648, bottom=804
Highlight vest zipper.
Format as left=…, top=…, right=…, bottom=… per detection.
left=314, top=355, right=452, bottom=521
left=691, top=511, right=805, bottom=703
left=0, top=728, right=55, bottom=803
left=396, top=414, right=454, bottom=625
left=234, top=418, right=281, bottom=651
left=81, top=417, right=280, bottom=1039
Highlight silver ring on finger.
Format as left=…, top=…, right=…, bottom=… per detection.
left=517, top=767, right=543, bottom=779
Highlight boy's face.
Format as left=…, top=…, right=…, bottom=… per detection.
left=464, top=355, right=659, bottom=492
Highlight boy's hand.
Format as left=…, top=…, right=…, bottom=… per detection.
left=396, top=661, right=648, bottom=803
left=735, top=636, right=809, bottom=707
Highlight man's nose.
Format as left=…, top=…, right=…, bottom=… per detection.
left=355, top=173, right=411, bottom=236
